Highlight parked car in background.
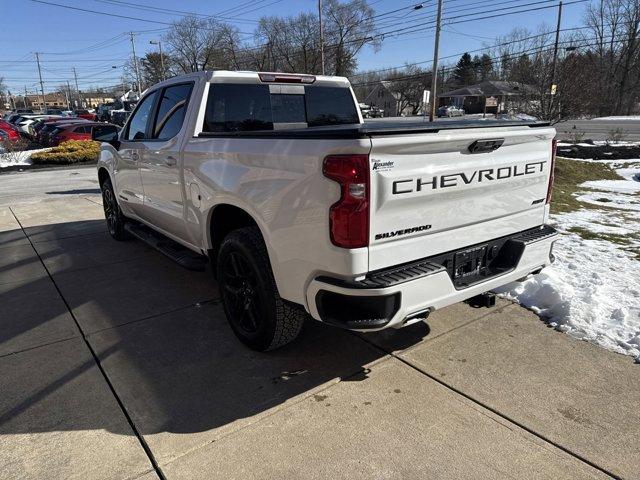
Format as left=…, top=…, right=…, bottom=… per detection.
left=74, top=109, right=97, bottom=121
left=44, top=108, right=64, bottom=115
left=359, top=103, right=384, bottom=118
left=35, top=118, right=88, bottom=144
left=96, top=103, right=116, bottom=122
left=39, top=119, right=90, bottom=146
left=49, top=121, right=111, bottom=146
left=437, top=105, right=465, bottom=117
left=110, top=109, right=131, bottom=126
left=0, top=119, right=21, bottom=141
left=0, top=129, right=7, bottom=144
left=17, top=115, right=65, bottom=137
left=6, top=113, right=23, bottom=124
left=13, top=108, right=34, bottom=114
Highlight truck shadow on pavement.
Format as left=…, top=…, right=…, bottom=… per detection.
left=0, top=219, right=430, bottom=441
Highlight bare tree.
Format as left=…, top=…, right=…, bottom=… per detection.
left=386, top=65, right=431, bottom=115
left=252, top=13, right=322, bottom=73
left=323, top=0, right=380, bottom=76
left=164, top=16, right=241, bottom=73
left=583, top=0, right=640, bottom=115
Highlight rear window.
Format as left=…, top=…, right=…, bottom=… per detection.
left=203, top=83, right=358, bottom=133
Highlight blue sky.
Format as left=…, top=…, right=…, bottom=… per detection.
left=1, top=0, right=589, bottom=95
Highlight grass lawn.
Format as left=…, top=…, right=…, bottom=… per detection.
left=550, top=157, right=623, bottom=214
left=551, top=156, right=640, bottom=259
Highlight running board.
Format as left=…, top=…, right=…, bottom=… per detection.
left=124, top=222, right=208, bottom=271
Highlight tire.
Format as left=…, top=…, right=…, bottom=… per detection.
left=217, top=227, right=305, bottom=351
left=100, top=177, right=128, bottom=240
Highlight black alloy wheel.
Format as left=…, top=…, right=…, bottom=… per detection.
left=220, top=250, right=262, bottom=335
left=101, top=177, right=128, bottom=240
left=217, top=227, right=305, bottom=351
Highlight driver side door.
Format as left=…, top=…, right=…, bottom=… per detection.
left=114, top=90, right=158, bottom=218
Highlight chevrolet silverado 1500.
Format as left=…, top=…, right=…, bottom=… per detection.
left=92, top=70, right=558, bottom=351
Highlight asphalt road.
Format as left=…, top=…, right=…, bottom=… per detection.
left=0, top=165, right=99, bottom=207
left=553, top=119, right=640, bottom=141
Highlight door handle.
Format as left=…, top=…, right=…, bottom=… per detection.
left=164, top=155, right=177, bottom=167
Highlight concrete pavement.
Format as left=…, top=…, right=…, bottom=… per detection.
left=0, top=173, right=638, bottom=479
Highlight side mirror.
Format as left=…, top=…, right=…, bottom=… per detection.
left=92, top=124, right=120, bottom=150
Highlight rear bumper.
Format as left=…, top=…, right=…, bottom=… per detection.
left=306, top=225, right=557, bottom=331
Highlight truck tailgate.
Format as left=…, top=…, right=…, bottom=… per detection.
left=367, top=125, right=556, bottom=271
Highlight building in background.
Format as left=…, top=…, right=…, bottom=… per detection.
left=363, top=81, right=415, bottom=117
left=438, top=81, right=535, bottom=115
left=19, top=93, right=67, bottom=109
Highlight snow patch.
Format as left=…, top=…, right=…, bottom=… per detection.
left=496, top=232, right=640, bottom=360
left=0, top=147, right=50, bottom=169
left=497, top=162, right=640, bottom=360
left=580, top=179, right=640, bottom=194
left=592, top=115, right=640, bottom=121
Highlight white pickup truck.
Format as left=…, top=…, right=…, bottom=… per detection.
left=93, top=70, right=558, bottom=351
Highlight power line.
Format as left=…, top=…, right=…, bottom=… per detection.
left=26, top=0, right=255, bottom=33
left=349, top=34, right=626, bottom=88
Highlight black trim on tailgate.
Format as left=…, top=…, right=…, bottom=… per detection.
left=317, top=225, right=557, bottom=290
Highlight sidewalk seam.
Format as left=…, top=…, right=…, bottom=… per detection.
left=9, top=206, right=167, bottom=480
left=354, top=328, right=620, bottom=479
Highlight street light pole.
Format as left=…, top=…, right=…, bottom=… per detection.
left=150, top=40, right=166, bottom=81
left=429, top=0, right=444, bottom=122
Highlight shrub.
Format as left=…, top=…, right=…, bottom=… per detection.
left=567, top=130, right=585, bottom=144
left=30, top=140, right=100, bottom=165
left=605, top=128, right=626, bottom=144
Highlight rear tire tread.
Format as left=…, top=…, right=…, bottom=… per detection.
left=220, top=227, right=305, bottom=351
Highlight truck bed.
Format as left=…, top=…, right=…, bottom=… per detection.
left=197, top=119, right=550, bottom=139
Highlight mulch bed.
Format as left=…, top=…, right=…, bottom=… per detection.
left=557, top=143, right=640, bottom=160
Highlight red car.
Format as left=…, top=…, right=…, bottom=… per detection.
left=0, top=119, right=21, bottom=141
left=50, top=122, right=111, bottom=146
left=37, top=119, right=89, bottom=145
left=74, top=109, right=97, bottom=121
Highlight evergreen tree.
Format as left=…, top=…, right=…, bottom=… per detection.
left=453, top=53, right=476, bottom=86
left=475, top=53, right=494, bottom=81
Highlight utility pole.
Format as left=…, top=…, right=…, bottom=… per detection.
left=7, top=91, right=16, bottom=110
left=550, top=1, right=563, bottom=94
left=318, top=0, right=325, bottom=75
left=130, top=32, right=142, bottom=96
left=428, top=0, right=443, bottom=122
left=35, top=52, right=46, bottom=113
left=66, top=80, right=73, bottom=110
left=73, top=67, right=80, bottom=108
left=23, top=86, right=28, bottom=108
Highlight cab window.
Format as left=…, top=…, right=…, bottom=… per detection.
left=125, top=91, right=157, bottom=141
left=153, top=83, right=193, bottom=140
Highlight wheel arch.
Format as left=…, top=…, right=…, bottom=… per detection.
left=97, top=167, right=111, bottom=187
left=207, top=203, right=264, bottom=278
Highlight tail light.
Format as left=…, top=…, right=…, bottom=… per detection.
left=546, top=137, right=557, bottom=204
left=323, top=154, right=370, bottom=248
